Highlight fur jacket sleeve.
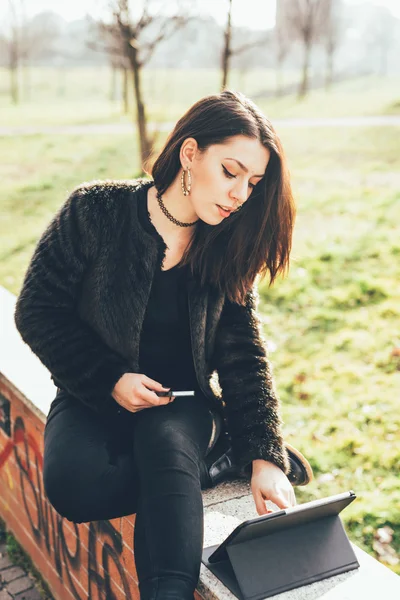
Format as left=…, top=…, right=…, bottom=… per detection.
left=212, top=290, right=290, bottom=475
left=14, top=186, right=132, bottom=411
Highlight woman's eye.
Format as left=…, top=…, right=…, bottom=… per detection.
left=223, top=165, right=256, bottom=191
left=222, top=165, right=236, bottom=179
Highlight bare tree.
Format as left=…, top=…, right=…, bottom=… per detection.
left=6, top=0, right=34, bottom=103
left=87, top=18, right=128, bottom=111
left=275, top=0, right=293, bottom=97
left=221, top=0, right=233, bottom=89
left=284, top=0, right=330, bottom=98
left=4, top=3, right=59, bottom=103
left=221, top=0, right=270, bottom=90
left=96, top=0, right=192, bottom=168
left=109, top=56, right=119, bottom=103
left=7, top=0, right=23, bottom=104
left=322, top=0, right=343, bottom=90
left=368, top=6, right=395, bottom=77
left=109, top=55, right=130, bottom=111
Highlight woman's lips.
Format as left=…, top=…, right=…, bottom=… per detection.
left=216, top=204, right=233, bottom=217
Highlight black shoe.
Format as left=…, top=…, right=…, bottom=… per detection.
left=205, top=441, right=313, bottom=487
left=285, top=442, right=314, bottom=486
left=207, top=446, right=236, bottom=487
left=204, top=431, right=233, bottom=488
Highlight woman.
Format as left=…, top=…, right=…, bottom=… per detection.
left=14, top=90, right=313, bottom=599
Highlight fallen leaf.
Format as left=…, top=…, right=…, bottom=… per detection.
left=317, top=473, right=336, bottom=483
left=375, top=526, right=394, bottom=544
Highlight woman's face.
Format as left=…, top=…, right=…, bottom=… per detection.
left=184, top=134, right=270, bottom=225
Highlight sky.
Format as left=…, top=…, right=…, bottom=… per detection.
left=2, top=0, right=400, bottom=30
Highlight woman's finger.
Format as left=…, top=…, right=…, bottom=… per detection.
left=283, top=485, right=296, bottom=507
left=140, top=386, right=170, bottom=405
left=268, top=490, right=291, bottom=510
left=142, top=375, right=169, bottom=390
left=252, top=488, right=273, bottom=515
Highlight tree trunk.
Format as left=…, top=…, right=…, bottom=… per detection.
left=130, top=52, right=152, bottom=170
left=9, top=38, right=19, bottom=104
left=325, top=50, right=333, bottom=90
left=122, top=66, right=129, bottom=113
left=22, top=62, right=30, bottom=101
left=276, top=55, right=283, bottom=97
left=10, top=66, right=19, bottom=104
left=20, top=0, right=29, bottom=101
left=298, top=40, right=311, bottom=99
left=110, top=64, right=117, bottom=102
left=221, top=0, right=233, bottom=90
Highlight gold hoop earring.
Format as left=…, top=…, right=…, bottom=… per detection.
left=181, top=168, right=192, bottom=196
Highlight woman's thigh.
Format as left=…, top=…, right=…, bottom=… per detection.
left=43, top=390, right=217, bottom=522
left=43, top=391, right=140, bottom=523
left=133, top=392, right=216, bottom=461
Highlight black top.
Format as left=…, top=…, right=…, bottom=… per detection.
left=137, top=185, right=199, bottom=392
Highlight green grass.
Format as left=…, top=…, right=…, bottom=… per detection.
left=0, top=68, right=399, bottom=127
left=1, top=123, right=399, bottom=574
left=0, top=134, right=144, bottom=290
left=259, top=75, right=400, bottom=120
left=258, top=125, right=400, bottom=573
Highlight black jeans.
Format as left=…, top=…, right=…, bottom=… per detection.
left=43, top=388, right=221, bottom=600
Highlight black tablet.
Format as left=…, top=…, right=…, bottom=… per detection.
left=202, top=491, right=359, bottom=600
left=208, top=490, right=356, bottom=563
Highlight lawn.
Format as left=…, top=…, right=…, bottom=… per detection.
left=0, top=122, right=399, bottom=573
left=0, top=67, right=399, bottom=127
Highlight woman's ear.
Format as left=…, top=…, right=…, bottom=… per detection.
left=180, top=137, right=199, bottom=169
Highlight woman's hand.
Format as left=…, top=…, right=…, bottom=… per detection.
left=112, top=373, right=175, bottom=413
left=251, top=459, right=296, bottom=515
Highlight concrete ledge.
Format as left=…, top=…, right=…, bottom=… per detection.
left=1, top=285, right=399, bottom=599
left=0, top=285, right=55, bottom=419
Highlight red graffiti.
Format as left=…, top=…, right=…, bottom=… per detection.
left=0, top=425, right=42, bottom=480
left=1, top=413, right=135, bottom=599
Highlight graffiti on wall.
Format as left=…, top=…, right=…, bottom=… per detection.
left=0, top=392, right=11, bottom=436
left=0, top=394, right=134, bottom=600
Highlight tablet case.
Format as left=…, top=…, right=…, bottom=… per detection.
left=202, top=495, right=359, bottom=599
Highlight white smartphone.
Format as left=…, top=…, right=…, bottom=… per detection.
left=156, top=390, right=195, bottom=397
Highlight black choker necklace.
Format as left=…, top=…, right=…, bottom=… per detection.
left=156, top=190, right=198, bottom=228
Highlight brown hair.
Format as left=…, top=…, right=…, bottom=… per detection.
left=148, top=90, right=296, bottom=305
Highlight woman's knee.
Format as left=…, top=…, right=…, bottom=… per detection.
left=43, top=436, right=112, bottom=523
left=43, top=455, right=86, bottom=522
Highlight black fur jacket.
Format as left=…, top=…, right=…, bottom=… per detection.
left=14, top=179, right=290, bottom=475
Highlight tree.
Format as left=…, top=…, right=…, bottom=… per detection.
left=2, top=4, right=60, bottom=103
left=321, top=0, right=344, bottom=90
left=275, top=0, right=293, bottom=97
left=221, top=0, right=270, bottom=90
left=368, top=6, right=396, bottom=77
left=221, top=0, right=233, bottom=89
left=284, top=0, right=330, bottom=98
left=97, top=0, right=192, bottom=168
left=6, top=0, right=25, bottom=104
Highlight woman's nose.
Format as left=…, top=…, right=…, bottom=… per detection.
left=231, top=180, right=248, bottom=203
